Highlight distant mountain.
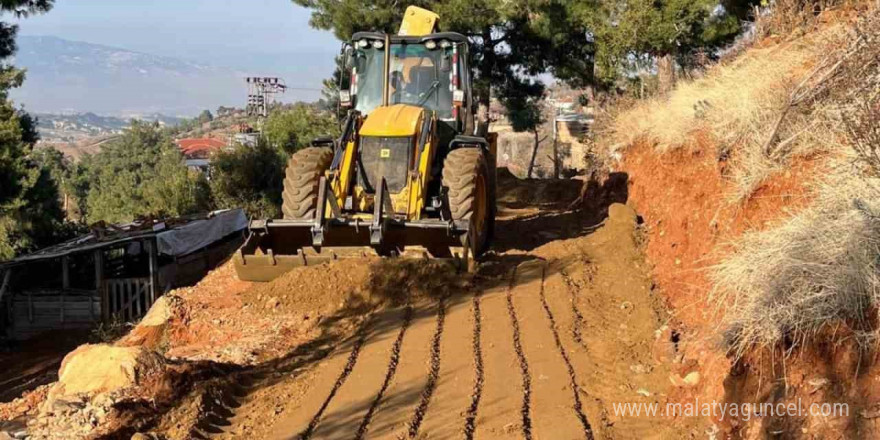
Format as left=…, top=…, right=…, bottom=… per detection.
left=10, top=36, right=249, bottom=116
left=36, top=112, right=184, bottom=139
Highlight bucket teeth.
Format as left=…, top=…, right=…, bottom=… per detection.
left=233, top=218, right=471, bottom=282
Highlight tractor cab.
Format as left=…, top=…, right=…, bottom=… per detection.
left=342, top=32, right=474, bottom=136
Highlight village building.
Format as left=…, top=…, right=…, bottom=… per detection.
left=0, top=209, right=247, bottom=341
left=175, top=137, right=227, bottom=174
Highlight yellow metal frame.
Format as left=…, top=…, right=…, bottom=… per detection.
left=325, top=104, right=436, bottom=220
left=398, top=6, right=439, bottom=36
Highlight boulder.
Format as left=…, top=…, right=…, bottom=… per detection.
left=118, top=296, right=176, bottom=349
left=50, top=344, right=164, bottom=399
left=607, top=203, right=638, bottom=225
left=138, top=296, right=173, bottom=327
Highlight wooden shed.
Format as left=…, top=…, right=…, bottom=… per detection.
left=0, top=209, right=246, bottom=340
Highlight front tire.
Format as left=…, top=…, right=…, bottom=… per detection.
left=281, top=147, right=333, bottom=219
left=443, top=148, right=494, bottom=256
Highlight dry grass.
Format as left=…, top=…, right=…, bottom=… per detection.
left=711, top=168, right=880, bottom=357
left=594, top=0, right=880, bottom=356
left=606, top=4, right=862, bottom=201
left=609, top=40, right=815, bottom=152
left=711, top=7, right=880, bottom=356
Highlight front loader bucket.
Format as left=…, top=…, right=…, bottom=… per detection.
left=233, top=218, right=471, bottom=282
left=235, top=176, right=475, bottom=282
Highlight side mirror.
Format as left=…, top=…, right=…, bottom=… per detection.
left=343, top=46, right=354, bottom=66
left=339, top=90, right=352, bottom=108
left=339, top=43, right=354, bottom=109
left=452, top=89, right=464, bottom=107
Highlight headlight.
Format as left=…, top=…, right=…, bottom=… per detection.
left=372, top=40, right=384, bottom=49
left=356, top=40, right=369, bottom=48
left=424, top=40, right=437, bottom=50
left=439, top=40, right=451, bottom=49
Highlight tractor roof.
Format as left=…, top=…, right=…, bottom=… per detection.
left=351, top=31, right=468, bottom=45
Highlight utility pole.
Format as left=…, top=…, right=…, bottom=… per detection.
left=246, top=77, right=287, bottom=118
left=552, top=110, right=560, bottom=179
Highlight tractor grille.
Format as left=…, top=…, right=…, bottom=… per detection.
left=360, top=136, right=413, bottom=194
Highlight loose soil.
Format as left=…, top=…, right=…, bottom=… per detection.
left=134, top=173, right=707, bottom=440
left=1, top=170, right=710, bottom=439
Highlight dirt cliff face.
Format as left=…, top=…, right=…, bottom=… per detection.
left=621, top=136, right=880, bottom=437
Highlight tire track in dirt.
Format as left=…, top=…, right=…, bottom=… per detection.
left=298, top=317, right=373, bottom=440
left=416, top=290, right=479, bottom=439
left=547, top=253, right=621, bottom=438
left=353, top=305, right=413, bottom=440
left=505, top=265, right=533, bottom=440
left=536, top=264, right=594, bottom=439
left=269, top=306, right=411, bottom=439
left=560, top=267, right=588, bottom=350
left=473, top=270, right=523, bottom=439
left=463, top=288, right=484, bottom=440
left=359, top=300, right=436, bottom=439
left=401, top=296, right=446, bottom=439
left=511, top=260, right=593, bottom=439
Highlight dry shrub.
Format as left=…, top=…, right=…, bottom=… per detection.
left=711, top=170, right=880, bottom=357
left=756, top=0, right=857, bottom=37
left=712, top=9, right=880, bottom=356
left=608, top=27, right=836, bottom=154
left=604, top=2, right=880, bottom=201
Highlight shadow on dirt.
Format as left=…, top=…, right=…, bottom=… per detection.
left=494, top=172, right=629, bottom=253
left=0, top=329, right=92, bottom=404
left=100, top=260, right=477, bottom=439
left=97, top=172, right=631, bottom=439
left=721, top=331, right=879, bottom=440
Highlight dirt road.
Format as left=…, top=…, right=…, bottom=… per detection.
left=0, top=175, right=707, bottom=439
left=169, top=177, right=708, bottom=440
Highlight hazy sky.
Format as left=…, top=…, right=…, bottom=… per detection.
left=12, top=0, right=341, bottom=91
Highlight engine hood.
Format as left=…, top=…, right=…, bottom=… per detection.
left=359, top=104, right=425, bottom=137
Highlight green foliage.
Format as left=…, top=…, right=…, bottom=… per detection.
left=209, top=140, right=285, bottom=218
left=198, top=109, right=214, bottom=124
left=295, top=0, right=594, bottom=133
left=573, top=0, right=760, bottom=83
left=83, top=121, right=212, bottom=224
left=31, top=146, right=75, bottom=202
left=263, top=103, right=339, bottom=155
left=0, top=0, right=58, bottom=260
left=0, top=109, right=69, bottom=259
left=501, top=78, right=545, bottom=133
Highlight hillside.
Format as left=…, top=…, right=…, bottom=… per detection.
left=2, top=3, right=879, bottom=440
left=36, top=112, right=183, bottom=143
left=11, top=36, right=246, bottom=116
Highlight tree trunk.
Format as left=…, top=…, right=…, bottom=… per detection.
left=552, top=120, right=560, bottom=179
left=527, top=129, right=540, bottom=179
left=657, top=53, right=676, bottom=95
left=476, top=28, right=494, bottom=137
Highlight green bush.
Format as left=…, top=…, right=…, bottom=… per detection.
left=209, top=140, right=285, bottom=219
left=84, top=121, right=212, bottom=224
left=263, top=103, right=338, bottom=155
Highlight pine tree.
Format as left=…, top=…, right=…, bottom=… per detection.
left=293, top=0, right=594, bottom=135
left=0, top=0, right=59, bottom=260
left=572, top=0, right=760, bottom=91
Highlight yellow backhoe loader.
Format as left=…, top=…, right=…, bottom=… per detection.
left=234, top=7, right=496, bottom=282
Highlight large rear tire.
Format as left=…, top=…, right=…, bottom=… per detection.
left=443, top=148, right=494, bottom=256
left=281, top=147, right=333, bottom=220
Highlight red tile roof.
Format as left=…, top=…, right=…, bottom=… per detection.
left=176, top=138, right=226, bottom=159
